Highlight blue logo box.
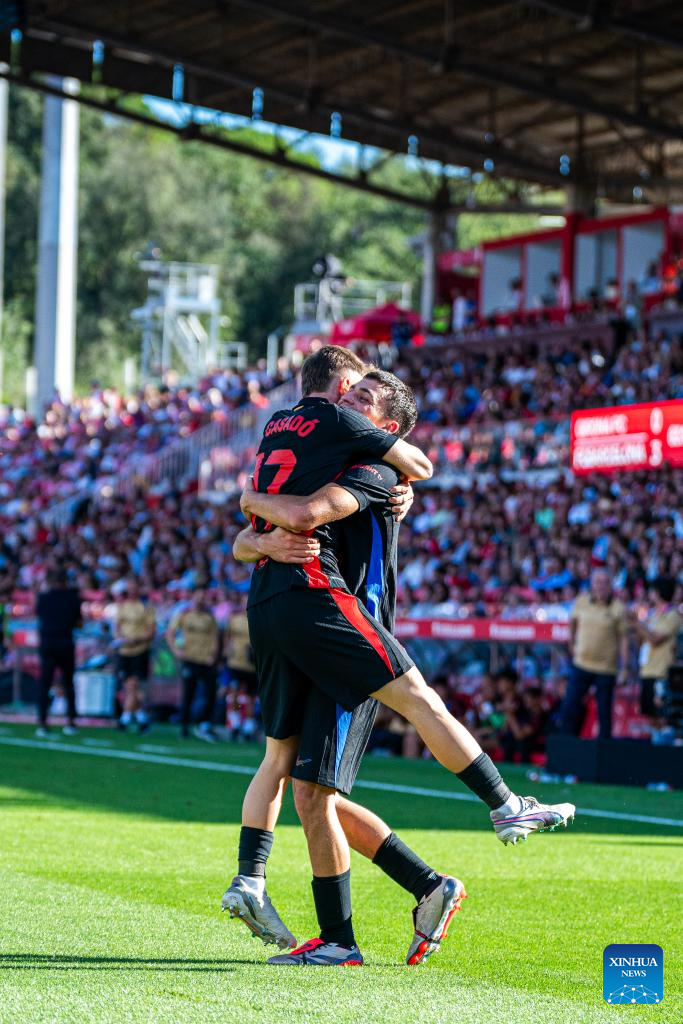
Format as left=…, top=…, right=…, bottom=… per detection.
left=603, top=944, right=663, bottom=1004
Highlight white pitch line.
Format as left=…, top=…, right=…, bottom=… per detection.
left=0, top=736, right=681, bottom=829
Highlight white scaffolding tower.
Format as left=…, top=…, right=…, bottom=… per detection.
left=132, top=259, right=241, bottom=383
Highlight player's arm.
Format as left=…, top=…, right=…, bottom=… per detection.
left=233, top=525, right=321, bottom=563
left=617, top=611, right=630, bottom=684
left=143, top=606, right=157, bottom=643
left=240, top=481, right=360, bottom=533
left=629, top=614, right=676, bottom=647
left=388, top=480, right=414, bottom=522
left=165, top=613, right=182, bottom=658
left=380, top=437, right=433, bottom=482
left=242, top=457, right=413, bottom=532
left=338, top=406, right=433, bottom=481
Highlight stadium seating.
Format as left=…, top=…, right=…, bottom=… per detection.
left=0, top=320, right=680, bottom=611
left=1, top=314, right=680, bottom=755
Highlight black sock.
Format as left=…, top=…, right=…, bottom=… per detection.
left=372, top=833, right=439, bottom=902
left=311, top=869, right=355, bottom=947
left=238, top=826, right=273, bottom=877
left=457, top=752, right=511, bottom=810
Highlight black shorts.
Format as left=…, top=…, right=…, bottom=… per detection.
left=229, top=668, right=258, bottom=691
left=116, top=651, right=150, bottom=683
left=248, top=587, right=413, bottom=773
left=291, top=689, right=379, bottom=796
left=639, top=676, right=664, bottom=717
left=180, top=661, right=217, bottom=686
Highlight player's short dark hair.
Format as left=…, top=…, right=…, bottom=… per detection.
left=653, top=575, right=676, bottom=602
left=300, top=346, right=366, bottom=396
left=362, top=370, right=418, bottom=438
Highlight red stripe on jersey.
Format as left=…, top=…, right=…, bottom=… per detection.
left=301, top=528, right=331, bottom=589
left=328, top=588, right=394, bottom=673
left=302, top=554, right=332, bottom=589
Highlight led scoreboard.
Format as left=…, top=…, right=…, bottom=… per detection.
left=571, top=401, right=683, bottom=475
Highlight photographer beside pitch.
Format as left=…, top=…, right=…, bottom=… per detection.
left=224, top=347, right=575, bottom=967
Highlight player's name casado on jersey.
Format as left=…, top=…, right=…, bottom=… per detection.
left=247, top=396, right=397, bottom=608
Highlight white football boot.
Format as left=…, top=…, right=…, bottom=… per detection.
left=491, top=795, right=576, bottom=846
left=221, top=875, right=297, bottom=950
left=406, top=876, right=467, bottom=965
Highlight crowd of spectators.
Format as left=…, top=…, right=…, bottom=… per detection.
left=0, top=362, right=290, bottom=528
left=399, top=328, right=681, bottom=430
left=439, top=250, right=683, bottom=339
left=0, top=487, right=247, bottom=615
left=370, top=668, right=560, bottom=763
left=0, top=322, right=680, bottom=624
left=394, top=467, right=683, bottom=620
left=0, top=315, right=681, bottom=754
left=0, top=335, right=679, bottom=758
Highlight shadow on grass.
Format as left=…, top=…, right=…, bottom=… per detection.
left=0, top=953, right=259, bottom=972
left=0, top=952, right=411, bottom=973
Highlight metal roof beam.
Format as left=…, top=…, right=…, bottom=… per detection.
left=0, top=68, right=568, bottom=214
left=208, top=1, right=683, bottom=141
left=450, top=57, right=683, bottom=143
left=18, top=20, right=570, bottom=185
left=525, top=1, right=683, bottom=52
left=26, top=10, right=683, bottom=144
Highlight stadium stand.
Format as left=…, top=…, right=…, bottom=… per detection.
left=1, top=313, right=681, bottom=755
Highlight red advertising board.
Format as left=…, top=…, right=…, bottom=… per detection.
left=570, top=400, right=683, bottom=475
left=11, top=618, right=570, bottom=649
left=394, top=619, right=570, bottom=644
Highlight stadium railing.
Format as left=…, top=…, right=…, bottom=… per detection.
left=96, top=378, right=300, bottom=501
left=411, top=318, right=615, bottom=356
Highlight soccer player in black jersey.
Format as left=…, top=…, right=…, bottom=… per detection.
left=226, top=370, right=466, bottom=965
left=229, top=349, right=575, bottom=967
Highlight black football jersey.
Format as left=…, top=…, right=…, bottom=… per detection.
left=247, top=397, right=397, bottom=607
left=331, top=462, right=401, bottom=632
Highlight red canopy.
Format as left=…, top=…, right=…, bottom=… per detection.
left=330, top=302, right=421, bottom=346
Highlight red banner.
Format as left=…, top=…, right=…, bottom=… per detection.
left=11, top=619, right=570, bottom=649
left=394, top=619, right=570, bottom=643
left=570, top=400, right=683, bottom=475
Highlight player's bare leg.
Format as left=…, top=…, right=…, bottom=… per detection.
left=295, top=782, right=350, bottom=876
left=372, top=667, right=575, bottom=845
left=336, top=796, right=467, bottom=965
left=225, top=746, right=467, bottom=962
left=222, top=736, right=299, bottom=950
left=242, top=736, right=298, bottom=830
left=335, top=796, right=389, bottom=855
left=119, top=676, right=145, bottom=732
left=266, top=780, right=362, bottom=966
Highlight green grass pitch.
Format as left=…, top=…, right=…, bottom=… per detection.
left=0, top=723, right=680, bottom=1024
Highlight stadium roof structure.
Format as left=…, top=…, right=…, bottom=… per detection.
left=4, top=1, right=683, bottom=210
